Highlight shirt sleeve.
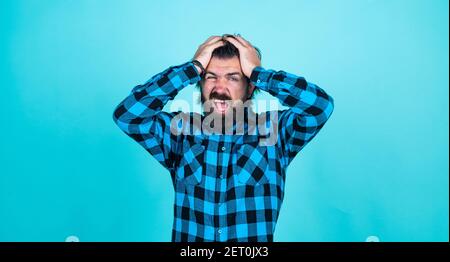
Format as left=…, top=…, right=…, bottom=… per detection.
left=112, top=61, right=201, bottom=171
left=250, top=66, right=334, bottom=166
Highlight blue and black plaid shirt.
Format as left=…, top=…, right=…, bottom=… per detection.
left=113, top=61, right=334, bottom=242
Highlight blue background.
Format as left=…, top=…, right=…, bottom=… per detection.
left=0, top=0, right=448, bottom=241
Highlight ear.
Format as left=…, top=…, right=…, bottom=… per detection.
left=247, top=83, right=256, bottom=99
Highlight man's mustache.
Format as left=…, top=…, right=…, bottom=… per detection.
left=209, top=92, right=231, bottom=101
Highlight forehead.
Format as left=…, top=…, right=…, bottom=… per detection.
left=206, top=56, right=242, bottom=74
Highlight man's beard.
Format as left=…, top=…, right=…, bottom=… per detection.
left=200, top=91, right=252, bottom=134
left=201, top=91, right=234, bottom=116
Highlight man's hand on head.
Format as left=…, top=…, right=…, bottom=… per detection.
left=224, top=35, right=261, bottom=79
left=192, top=36, right=225, bottom=75
left=222, top=35, right=261, bottom=98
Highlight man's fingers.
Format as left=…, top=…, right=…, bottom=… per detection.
left=224, top=36, right=246, bottom=50
left=204, top=36, right=218, bottom=43
left=224, top=34, right=250, bottom=47
left=204, top=36, right=215, bottom=42
left=235, top=36, right=252, bottom=47
left=206, top=37, right=224, bottom=46
left=199, top=36, right=215, bottom=47
left=207, top=39, right=225, bottom=50
left=221, top=34, right=237, bottom=42
left=203, top=36, right=221, bottom=46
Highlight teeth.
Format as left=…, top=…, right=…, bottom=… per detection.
left=214, top=100, right=227, bottom=105
left=213, top=99, right=229, bottom=111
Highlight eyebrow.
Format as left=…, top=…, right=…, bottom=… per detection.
left=204, top=71, right=242, bottom=77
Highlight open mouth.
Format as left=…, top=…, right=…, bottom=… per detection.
left=213, top=99, right=230, bottom=113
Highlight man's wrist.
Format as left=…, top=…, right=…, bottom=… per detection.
left=192, top=60, right=205, bottom=76
left=250, top=66, right=264, bottom=83
left=249, top=66, right=272, bottom=92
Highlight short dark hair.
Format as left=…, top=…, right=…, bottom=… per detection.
left=211, top=39, right=262, bottom=61
left=211, top=40, right=241, bottom=59
left=195, top=38, right=261, bottom=99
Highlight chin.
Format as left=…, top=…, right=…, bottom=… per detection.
left=210, top=108, right=232, bottom=118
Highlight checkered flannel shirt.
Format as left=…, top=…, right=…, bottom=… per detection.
left=113, top=61, right=334, bottom=242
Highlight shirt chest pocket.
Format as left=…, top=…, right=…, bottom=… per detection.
left=176, top=141, right=205, bottom=185
left=233, top=139, right=269, bottom=186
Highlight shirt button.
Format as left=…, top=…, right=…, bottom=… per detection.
left=218, top=229, right=222, bottom=234
left=257, top=79, right=261, bottom=83
left=221, top=146, right=226, bottom=151
left=220, top=175, right=224, bottom=179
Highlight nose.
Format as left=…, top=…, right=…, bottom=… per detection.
left=214, top=77, right=229, bottom=92
left=215, top=76, right=228, bottom=88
